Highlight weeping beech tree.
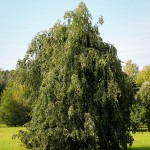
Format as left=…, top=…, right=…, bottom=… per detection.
left=18, top=2, right=134, bottom=150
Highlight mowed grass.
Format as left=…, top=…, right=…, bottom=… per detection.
left=0, top=124, right=26, bottom=150
left=0, top=124, right=150, bottom=150
left=128, top=132, right=150, bottom=150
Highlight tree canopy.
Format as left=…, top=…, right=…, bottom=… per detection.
left=136, top=65, right=150, bottom=86
left=0, top=69, right=13, bottom=97
left=123, top=60, right=139, bottom=80
left=17, top=2, right=135, bottom=150
left=0, top=80, right=31, bottom=126
left=137, top=81, right=150, bottom=131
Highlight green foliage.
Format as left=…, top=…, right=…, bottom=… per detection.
left=136, top=65, right=150, bottom=86
left=123, top=60, right=141, bottom=131
left=0, top=83, right=31, bottom=126
left=131, top=65, right=150, bottom=131
left=130, top=95, right=145, bottom=131
left=123, top=60, right=139, bottom=80
left=17, top=2, right=135, bottom=150
left=0, top=69, right=13, bottom=97
left=137, top=82, right=150, bottom=131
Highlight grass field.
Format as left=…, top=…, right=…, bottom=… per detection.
left=128, top=132, right=150, bottom=150
left=0, top=124, right=26, bottom=150
left=0, top=124, right=150, bottom=150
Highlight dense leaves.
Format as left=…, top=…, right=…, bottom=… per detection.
left=137, top=82, right=150, bottom=131
left=123, top=60, right=139, bottom=80
left=136, top=65, right=150, bottom=86
left=123, top=60, right=141, bottom=130
left=0, top=69, right=30, bottom=126
left=18, top=2, right=135, bottom=150
left=0, top=81, right=31, bottom=126
left=0, top=69, right=13, bottom=97
left=130, top=65, right=150, bottom=131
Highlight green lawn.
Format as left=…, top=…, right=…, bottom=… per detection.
left=0, top=124, right=150, bottom=150
left=0, top=124, right=26, bottom=150
left=128, top=132, right=150, bottom=150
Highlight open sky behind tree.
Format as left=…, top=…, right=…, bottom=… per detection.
left=0, top=0, right=150, bottom=70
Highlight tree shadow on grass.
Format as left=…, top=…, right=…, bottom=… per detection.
left=128, top=147, right=150, bottom=150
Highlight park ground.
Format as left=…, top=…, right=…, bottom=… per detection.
left=0, top=124, right=150, bottom=150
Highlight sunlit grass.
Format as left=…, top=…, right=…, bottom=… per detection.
left=128, top=132, right=150, bottom=150
left=0, top=124, right=149, bottom=150
left=0, top=124, right=26, bottom=150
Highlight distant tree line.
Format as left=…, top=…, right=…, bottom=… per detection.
left=123, top=60, right=150, bottom=132
left=0, top=69, right=13, bottom=97
left=0, top=69, right=30, bottom=126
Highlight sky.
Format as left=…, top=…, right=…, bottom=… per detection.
left=0, top=0, right=150, bottom=70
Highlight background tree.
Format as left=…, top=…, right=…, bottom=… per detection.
left=122, top=61, right=141, bottom=131
left=0, top=69, right=13, bottom=97
left=18, top=2, right=135, bottom=150
left=136, top=65, right=150, bottom=86
left=123, top=60, right=139, bottom=80
left=132, top=65, right=150, bottom=131
left=0, top=81, right=31, bottom=126
left=137, top=81, right=150, bottom=131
